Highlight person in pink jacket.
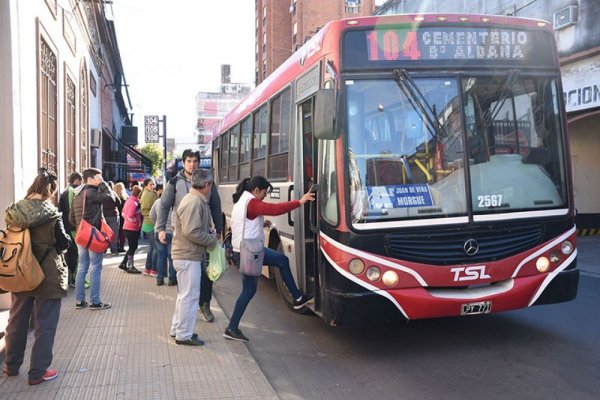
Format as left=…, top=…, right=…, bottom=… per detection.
left=118, top=185, right=143, bottom=274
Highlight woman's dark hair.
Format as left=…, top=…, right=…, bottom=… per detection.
left=26, top=168, right=58, bottom=200
left=143, top=178, right=154, bottom=188
left=232, top=176, right=273, bottom=203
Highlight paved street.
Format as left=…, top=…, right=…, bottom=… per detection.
left=215, top=236, right=600, bottom=400
left=0, top=251, right=277, bottom=400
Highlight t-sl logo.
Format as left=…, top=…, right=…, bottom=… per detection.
left=450, top=265, right=491, bottom=282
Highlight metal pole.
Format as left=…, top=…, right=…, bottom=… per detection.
left=162, top=115, right=168, bottom=182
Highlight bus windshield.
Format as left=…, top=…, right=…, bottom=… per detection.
left=345, top=74, right=568, bottom=224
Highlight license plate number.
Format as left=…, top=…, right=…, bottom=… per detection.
left=461, top=301, right=492, bottom=315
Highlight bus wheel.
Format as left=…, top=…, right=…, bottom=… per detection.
left=274, top=245, right=310, bottom=314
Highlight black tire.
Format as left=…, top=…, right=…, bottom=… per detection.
left=273, top=244, right=309, bottom=314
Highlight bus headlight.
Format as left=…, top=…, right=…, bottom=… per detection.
left=382, top=270, right=399, bottom=287
left=366, top=266, right=381, bottom=282
left=561, top=241, right=574, bottom=255
left=349, top=258, right=365, bottom=275
left=536, top=256, right=550, bottom=272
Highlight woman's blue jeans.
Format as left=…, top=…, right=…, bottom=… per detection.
left=227, top=247, right=301, bottom=331
left=155, top=232, right=176, bottom=282
left=144, top=229, right=158, bottom=271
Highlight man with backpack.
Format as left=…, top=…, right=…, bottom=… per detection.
left=156, top=149, right=222, bottom=323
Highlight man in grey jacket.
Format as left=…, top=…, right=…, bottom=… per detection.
left=156, top=149, right=222, bottom=322
left=169, top=169, right=217, bottom=346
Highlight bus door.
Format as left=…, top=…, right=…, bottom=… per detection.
left=297, top=97, right=320, bottom=303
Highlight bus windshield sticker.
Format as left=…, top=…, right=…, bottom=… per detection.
left=367, top=184, right=433, bottom=209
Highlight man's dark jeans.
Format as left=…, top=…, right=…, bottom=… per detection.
left=199, top=257, right=212, bottom=306
left=155, top=232, right=176, bottom=283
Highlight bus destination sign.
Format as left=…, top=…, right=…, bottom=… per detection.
left=366, top=28, right=532, bottom=62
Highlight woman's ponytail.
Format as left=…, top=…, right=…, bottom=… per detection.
left=232, top=177, right=251, bottom=203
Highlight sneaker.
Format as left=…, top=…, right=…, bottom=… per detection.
left=3, top=365, right=19, bottom=377
left=157, top=279, right=164, bottom=286
left=28, top=369, right=58, bottom=385
left=126, top=266, right=142, bottom=274
left=89, top=302, right=111, bottom=311
left=223, top=328, right=249, bottom=343
left=199, top=304, right=215, bottom=323
left=118, top=261, right=128, bottom=271
left=75, top=301, right=88, bottom=309
left=150, top=270, right=158, bottom=277
left=293, top=295, right=312, bottom=310
left=143, top=269, right=151, bottom=276
left=175, top=337, right=205, bottom=346
left=168, top=280, right=178, bottom=286
left=170, top=333, right=198, bottom=339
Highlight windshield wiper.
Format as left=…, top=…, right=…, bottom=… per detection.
left=393, top=69, right=443, bottom=142
left=485, top=69, right=521, bottom=124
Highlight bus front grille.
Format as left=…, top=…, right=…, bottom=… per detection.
left=384, top=225, right=543, bottom=266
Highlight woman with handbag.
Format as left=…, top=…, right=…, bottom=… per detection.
left=2, top=169, right=71, bottom=385
left=224, top=176, right=315, bottom=343
left=113, top=182, right=128, bottom=253
left=118, top=185, right=143, bottom=274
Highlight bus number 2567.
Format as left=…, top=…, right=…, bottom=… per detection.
left=478, top=194, right=503, bottom=208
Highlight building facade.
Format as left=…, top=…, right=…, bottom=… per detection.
left=375, top=0, right=600, bottom=235
left=195, top=65, right=252, bottom=157
left=0, top=0, right=139, bottom=307
left=255, top=0, right=378, bottom=84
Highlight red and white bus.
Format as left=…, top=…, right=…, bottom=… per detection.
left=213, top=14, right=578, bottom=325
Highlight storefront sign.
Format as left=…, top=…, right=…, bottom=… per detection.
left=562, top=57, right=600, bottom=113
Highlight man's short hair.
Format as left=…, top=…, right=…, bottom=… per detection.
left=69, top=172, right=83, bottom=185
left=191, top=168, right=213, bottom=190
left=182, top=148, right=200, bottom=163
left=82, top=168, right=102, bottom=182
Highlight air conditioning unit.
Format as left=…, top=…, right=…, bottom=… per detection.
left=90, top=128, right=101, bottom=148
left=553, top=5, right=578, bottom=30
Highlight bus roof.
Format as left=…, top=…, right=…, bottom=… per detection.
left=214, top=13, right=553, bottom=135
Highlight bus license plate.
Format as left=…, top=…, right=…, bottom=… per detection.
left=461, top=301, right=492, bottom=315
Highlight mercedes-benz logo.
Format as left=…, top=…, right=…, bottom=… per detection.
left=463, top=239, right=479, bottom=256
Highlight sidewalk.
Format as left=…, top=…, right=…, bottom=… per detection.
left=0, top=250, right=278, bottom=400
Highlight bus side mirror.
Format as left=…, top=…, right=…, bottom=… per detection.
left=314, top=89, right=338, bottom=140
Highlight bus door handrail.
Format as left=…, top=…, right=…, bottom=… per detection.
left=288, top=184, right=294, bottom=227
left=309, top=200, right=318, bottom=233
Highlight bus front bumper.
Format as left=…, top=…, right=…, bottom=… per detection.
left=323, top=268, right=579, bottom=325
